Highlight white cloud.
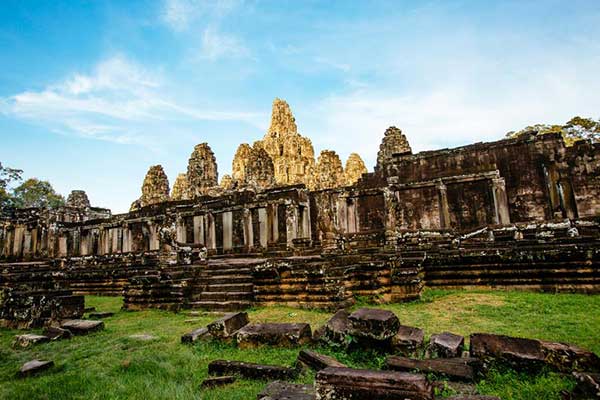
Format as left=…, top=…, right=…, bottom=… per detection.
left=2, top=56, right=261, bottom=147
left=161, top=0, right=242, bottom=32
left=200, top=26, right=249, bottom=61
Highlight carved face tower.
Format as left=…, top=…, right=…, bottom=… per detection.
left=375, top=126, right=412, bottom=172
left=140, top=165, right=170, bottom=207
left=187, top=143, right=218, bottom=197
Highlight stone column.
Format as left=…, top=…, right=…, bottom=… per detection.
left=268, top=204, right=279, bottom=244
left=243, top=209, right=253, bottom=251
left=492, top=177, right=511, bottom=225
left=437, top=181, right=451, bottom=229
left=258, top=207, right=268, bottom=248
left=222, top=212, right=233, bottom=251
left=193, top=215, right=204, bottom=245
left=286, top=205, right=298, bottom=247
left=336, top=198, right=348, bottom=234
left=176, top=217, right=187, bottom=244
left=206, top=213, right=216, bottom=250
left=13, top=225, right=24, bottom=258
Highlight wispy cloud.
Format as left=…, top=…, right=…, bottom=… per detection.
left=200, top=26, right=250, bottom=61
left=161, top=0, right=242, bottom=32
left=2, top=56, right=261, bottom=147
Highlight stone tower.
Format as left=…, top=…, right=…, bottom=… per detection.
left=376, top=126, right=412, bottom=171
left=138, top=165, right=170, bottom=208
left=312, top=150, right=344, bottom=190
left=232, top=142, right=275, bottom=190
left=187, top=143, right=218, bottom=197
left=255, top=98, right=316, bottom=186
left=66, top=190, right=91, bottom=208
left=343, top=153, right=368, bottom=185
left=170, top=173, right=190, bottom=201
left=231, top=143, right=253, bottom=184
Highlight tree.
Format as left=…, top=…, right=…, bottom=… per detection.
left=506, top=116, right=600, bottom=146
left=12, top=178, right=65, bottom=209
left=0, top=162, right=23, bottom=208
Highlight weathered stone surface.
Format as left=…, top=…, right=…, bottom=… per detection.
left=571, top=372, right=600, bottom=399
left=256, top=98, right=315, bottom=186
left=232, top=143, right=275, bottom=189
left=376, top=126, right=411, bottom=171
left=428, top=332, right=464, bottom=358
left=236, top=323, right=312, bottom=348
left=349, top=308, right=400, bottom=341
left=220, top=174, right=234, bottom=190
left=13, top=334, right=49, bottom=348
left=88, top=311, right=114, bottom=319
left=257, top=381, right=315, bottom=400
left=181, top=327, right=210, bottom=344
left=296, top=350, right=346, bottom=371
left=320, top=310, right=350, bottom=347
left=60, top=319, right=104, bottom=335
left=391, top=325, right=424, bottom=355
left=66, top=190, right=90, bottom=208
left=208, top=360, right=298, bottom=381
left=170, top=173, right=190, bottom=201
left=315, top=367, right=433, bottom=400
left=385, top=356, right=480, bottom=381
left=343, top=153, right=368, bottom=186
left=207, top=312, right=249, bottom=339
left=187, top=143, right=218, bottom=197
left=43, top=326, right=72, bottom=340
left=18, top=360, right=54, bottom=377
left=136, top=165, right=170, bottom=209
left=470, top=333, right=600, bottom=373
left=201, top=375, right=236, bottom=388
left=312, top=150, right=344, bottom=190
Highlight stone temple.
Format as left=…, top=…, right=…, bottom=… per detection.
left=2, top=97, right=600, bottom=323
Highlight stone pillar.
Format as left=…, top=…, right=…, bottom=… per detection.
left=336, top=198, right=348, bottom=234
left=268, top=204, right=279, bottom=244
left=258, top=207, right=268, bottom=248
left=58, top=236, right=68, bottom=257
left=148, top=223, right=160, bottom=251
left=492, top=177, right=511, bottom=225
left=207, top=214, right=216, bottom=250
left=111, top=228, right=120, bottom=253
left=13, top=225, right=24, bottom=258
left=122, top=227, right=131, bottom=253
left=243, top=209, right=253, bottom=251
left=222, top=212, right=233, bottom=250
left=23, top=230, right=32, bottom=257
left=437, top=181, right=451, bottom=229
left=193, top=215, right=205, bottom=245
left=176, top=217, right=187, bottom=244
left=286, top=205, right=298, bottom=247
left=299, top=205, right=311, bottom=238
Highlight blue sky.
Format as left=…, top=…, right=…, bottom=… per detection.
left=1, top=0, right=599, bottom=213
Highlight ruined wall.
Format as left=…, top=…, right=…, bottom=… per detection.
left=567, top=141, right=600, bottom=218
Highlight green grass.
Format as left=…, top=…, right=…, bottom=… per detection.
left=0, top=289, right=598, bottom=400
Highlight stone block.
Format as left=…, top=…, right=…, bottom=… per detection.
left=571, top=372, right=600, bottom=399
left=181, top=327, right=209, bottom=344
left=428, top=332, right=464, bottom=358
left=470, top=333, right=600, bottom=373
left=60, top=319, right=104, bottom=335
left=207, top=312, right=249, bottom=339
left=200, top=376, right=236, bottom=388
left=320, top=310, right=350, bottom=347
left=391, top=325, right=424, bottom=355
left=18, top=360, right=54, bottom=377
left=208, top=360, right=297, bottom=381
left=296, top=350, right=346, bottom=371
left=349, top=308, right=400, bottom=341
left=257, top=381, right=315, bottom=400
left=43, top=326, right=73, bottom=340
left=385, top=356, right=480, bottom=381
left=13, top=334, right=49, bottom=348
left=315, top=367, right=433, bottom=400
left=235, top=323, right=312, bottom=348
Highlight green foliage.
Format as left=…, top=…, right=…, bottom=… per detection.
left=0, top=162, right=23, bottom=208
left=12, top=178, right=65, bottom=209
left=506, top=116, right=600, bottom=146
left=1, top=290, right=598, bottom=399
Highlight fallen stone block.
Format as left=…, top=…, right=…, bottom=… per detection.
left=320, top=310, right=350, bottom=347
left=470, top=333, right=600, bottom=373
left=315, top=367, right=433, bottom=400
left=208, top=360, right=297, bottom=381
left=296, top=350, right=346, bottom=371
left=18, top=360, right=54, bottom=377
left=392, top=325, right=425, bottom=355
left=349, top=308, right=400, bottom=341
left=257, top=381, right=315, bottom=400
left=60, top=319, right=105, bottom=335
left=88, top=312, right=114, bottom=319
left=13, top=334, right=50, bottom=348
left=43, top=326, right=73, bottom=340
left=200, top=375, right=236, bottom=388
left=207, top=312, right=249, bottom=339
left=385, top=355, right=480, bottom=381
left=236, top=323, right=312, bottom=348
left=181, top=327, right=210, bottom=344
left=428, top=332, right=464, bottom=358
left=571, top=372, right=600, bottom=399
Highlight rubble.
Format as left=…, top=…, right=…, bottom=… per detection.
left=385, top=356, right=479, bottom=381
left=257, top=381, right=315, bottom=400
left=391, top=325, right=424, bottom=355
left=207, top=312, right=249, bottom=339
left=60, top=319, right=104, bottom=335
left=13, top=334, right=49, bottom=348
left=296, top=350, right=346, bottom=371
left=208, top=360, right=298, bottom=381
left=428, top=332, right=465, bottom=358
left=348, top=308, right=400, bottom=342
left=200, top=376, right=236, bottom=388
left=181, top=327, right=210, bottom=344
left=235, top=323, right=312, bottom=348
left=18, top=360, right=54, bottom=377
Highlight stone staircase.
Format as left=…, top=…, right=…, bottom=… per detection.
left=189, top=258, right=265, bottom=311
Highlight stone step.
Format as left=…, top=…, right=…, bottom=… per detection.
left=195, top=291, right=254, bottom=302
left=202, top=283, right=254, bottom=292
left=189, top=300, right=252, bottom=312
left=202, top=267, right=252, bottom=275
left=202, top=275, right=253, bottom=284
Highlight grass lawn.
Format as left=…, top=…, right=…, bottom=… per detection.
left=1, top=289, right=599, bottom=400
